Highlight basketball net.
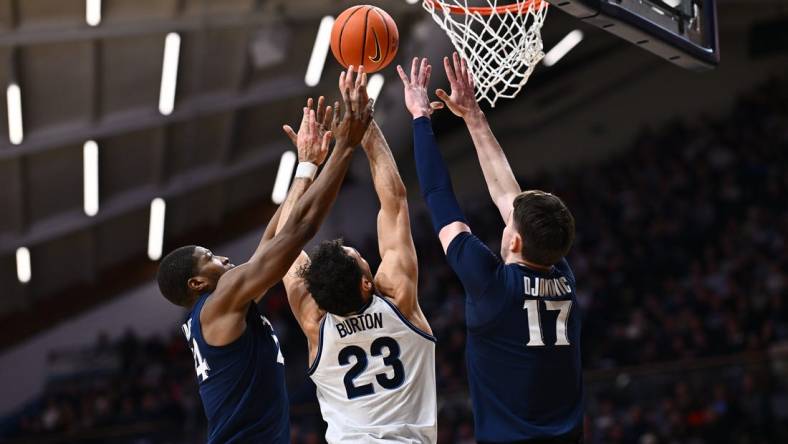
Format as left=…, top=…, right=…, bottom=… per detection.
left=422, top=0, right=548, bottom=107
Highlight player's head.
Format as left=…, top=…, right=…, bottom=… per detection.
left=298, top=239, right=374, bottom=316
left=501, top=190, right=575, bottom=267
left=157, top=245, right=234, bottom=307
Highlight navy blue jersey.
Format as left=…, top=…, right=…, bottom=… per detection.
left=182, top=293, right=289, bottom=444
left=446, top=233, right=583, bottom=442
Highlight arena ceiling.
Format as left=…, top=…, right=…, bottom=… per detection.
left=0, top=0, right=784, bottom=350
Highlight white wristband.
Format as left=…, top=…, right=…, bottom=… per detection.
left=295, top=162, right=318, bottom=181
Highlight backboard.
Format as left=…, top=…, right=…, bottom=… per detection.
left=546, top=0, right=720, bottom=70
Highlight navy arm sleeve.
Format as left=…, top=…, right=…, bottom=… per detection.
left=412, top=116, right=468, bottom=233
left=412, top=117, right=500, bottom=298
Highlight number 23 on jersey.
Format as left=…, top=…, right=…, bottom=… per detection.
left=339, top=336, right=405, bottom=399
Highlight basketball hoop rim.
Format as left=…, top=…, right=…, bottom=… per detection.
left=424, top=0, right=547, bottom=16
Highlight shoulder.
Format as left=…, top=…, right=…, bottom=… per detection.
left=554, top=258, right=576, bottom=284
left=376, top=295, right=436, bottom=342
left=198, top=293, right=250, bottom=347
left=446, top=232, right=502, bottom=266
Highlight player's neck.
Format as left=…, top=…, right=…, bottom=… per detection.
left=183, top=292, right=202, bottom=310
left=507, top=256, right=552, bottom=272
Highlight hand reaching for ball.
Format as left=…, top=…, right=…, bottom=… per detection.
left=397, top=57, right=444, bottom=120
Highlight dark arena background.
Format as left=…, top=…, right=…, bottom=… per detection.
left=0, top=1, right=787, bottom=443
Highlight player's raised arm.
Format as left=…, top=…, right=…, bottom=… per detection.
left=348, top=69, right=424, bottom=326
left=436, top=52, right=521, bottom=223
left=397, top=57, right=470, bottom=252
left=256, top=95, right=333, bottom=252
left=204, top=82, right=373, bottom=331
left=277, top=96, right=335, bottom=332
left=399, top=57, right=501, bottom=298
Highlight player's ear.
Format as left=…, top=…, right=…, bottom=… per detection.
left=509, top=232, right=523, bottom=255
left=360, top=275, right=374, bottom=294
left=188, top=276, right=210, bottom=293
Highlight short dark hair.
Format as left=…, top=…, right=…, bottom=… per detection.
left=512, top=190, right=575, bottom=266
left=157, top=245, right=198, bottom=306
left=298, top=239, right=364, bottom=316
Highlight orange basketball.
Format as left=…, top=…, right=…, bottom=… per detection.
left=330, top=5, right=399, bottom=74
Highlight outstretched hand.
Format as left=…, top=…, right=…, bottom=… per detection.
left=339, top=65, right=369, bottom=109
left=333, top=65, right=374, bottom=148
left=397, top=57, right=444, bottom=119
left=283, top=97, right=334, bottom=166
left=435, top=52, right=482, bottom=120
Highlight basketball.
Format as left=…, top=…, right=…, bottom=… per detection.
left=330, top=5, right=399, bottom=73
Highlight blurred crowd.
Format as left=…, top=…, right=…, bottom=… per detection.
left=3, top=77, right=786, bottom=443
left=4, top=331, right=205, bottom=443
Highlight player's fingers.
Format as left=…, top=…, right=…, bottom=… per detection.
left=356, top=66, right=365, bottom=89
left=316, top=96, right=326, bottom=123
left=341, top=84, right=351, bottom=111
left=460, top=58, right=469, bottom=85
left=321, top=131, right=332, bottom=152
left=418, top=58, right=429, bottom=85
left=307, top=97, right=314, bottom=111
left=282, top=125, right=298, bottom=145
left=343, top=87, right=353, bottom=116
left=339, top=70, right=346, bottom=90
left=396, top=65, right=409, bottom=86
left=410, top=57, right=419, bottom=85
left=304, top=110, right=312, bottom=140
left=423, top=64, right=432, bottom=88
left=347, top=65, right=356, bottom=88
left=435, top=88, right=450, bottom=102
left=443, top=56, right=456, bottom=85
left=430, top=101, right=445, bottom=110
left=299, top=106, right=308, bottom=129
left=323, top=105, right=334, bottom=129
left=308, top=109, right=317, bottom=136
left=332, top=101, right=340, bottom=126
left=454, top=52, right=467, bottom=89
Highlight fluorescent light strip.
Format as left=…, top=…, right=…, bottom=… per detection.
left=271, top=151, right=297, bottom=204
left=367, top=74, right=385, bottom=102
left=6, top=83, right=23, bottom=145
left=305, top=16, right=335, bottom=87
left=406, top=0, right=419, bottom=4
left=147, top=198, right=167, bottom=261
left=158, top=32, right=181, bottom=116
left=16, top=247, right=31, bottom=284
left=543, top=30, right=584, bottom=67
left=83, top=140, right=99, bottom=217
left=86, top=0, right=101, bottom=27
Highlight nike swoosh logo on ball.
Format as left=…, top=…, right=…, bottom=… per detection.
left=369, top=30, right=382, bottom=63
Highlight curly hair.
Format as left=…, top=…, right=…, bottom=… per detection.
left=298, top=239, right=364, bottom=316
left=513, top=190, right=576, bottom=266
left=156, top=245, right=198, bottom=306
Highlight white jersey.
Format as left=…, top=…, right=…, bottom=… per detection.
left=309, top=295, right=437, bottom=443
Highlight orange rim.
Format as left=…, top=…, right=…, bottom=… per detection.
left=425, top=0, right=547, bottom=16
